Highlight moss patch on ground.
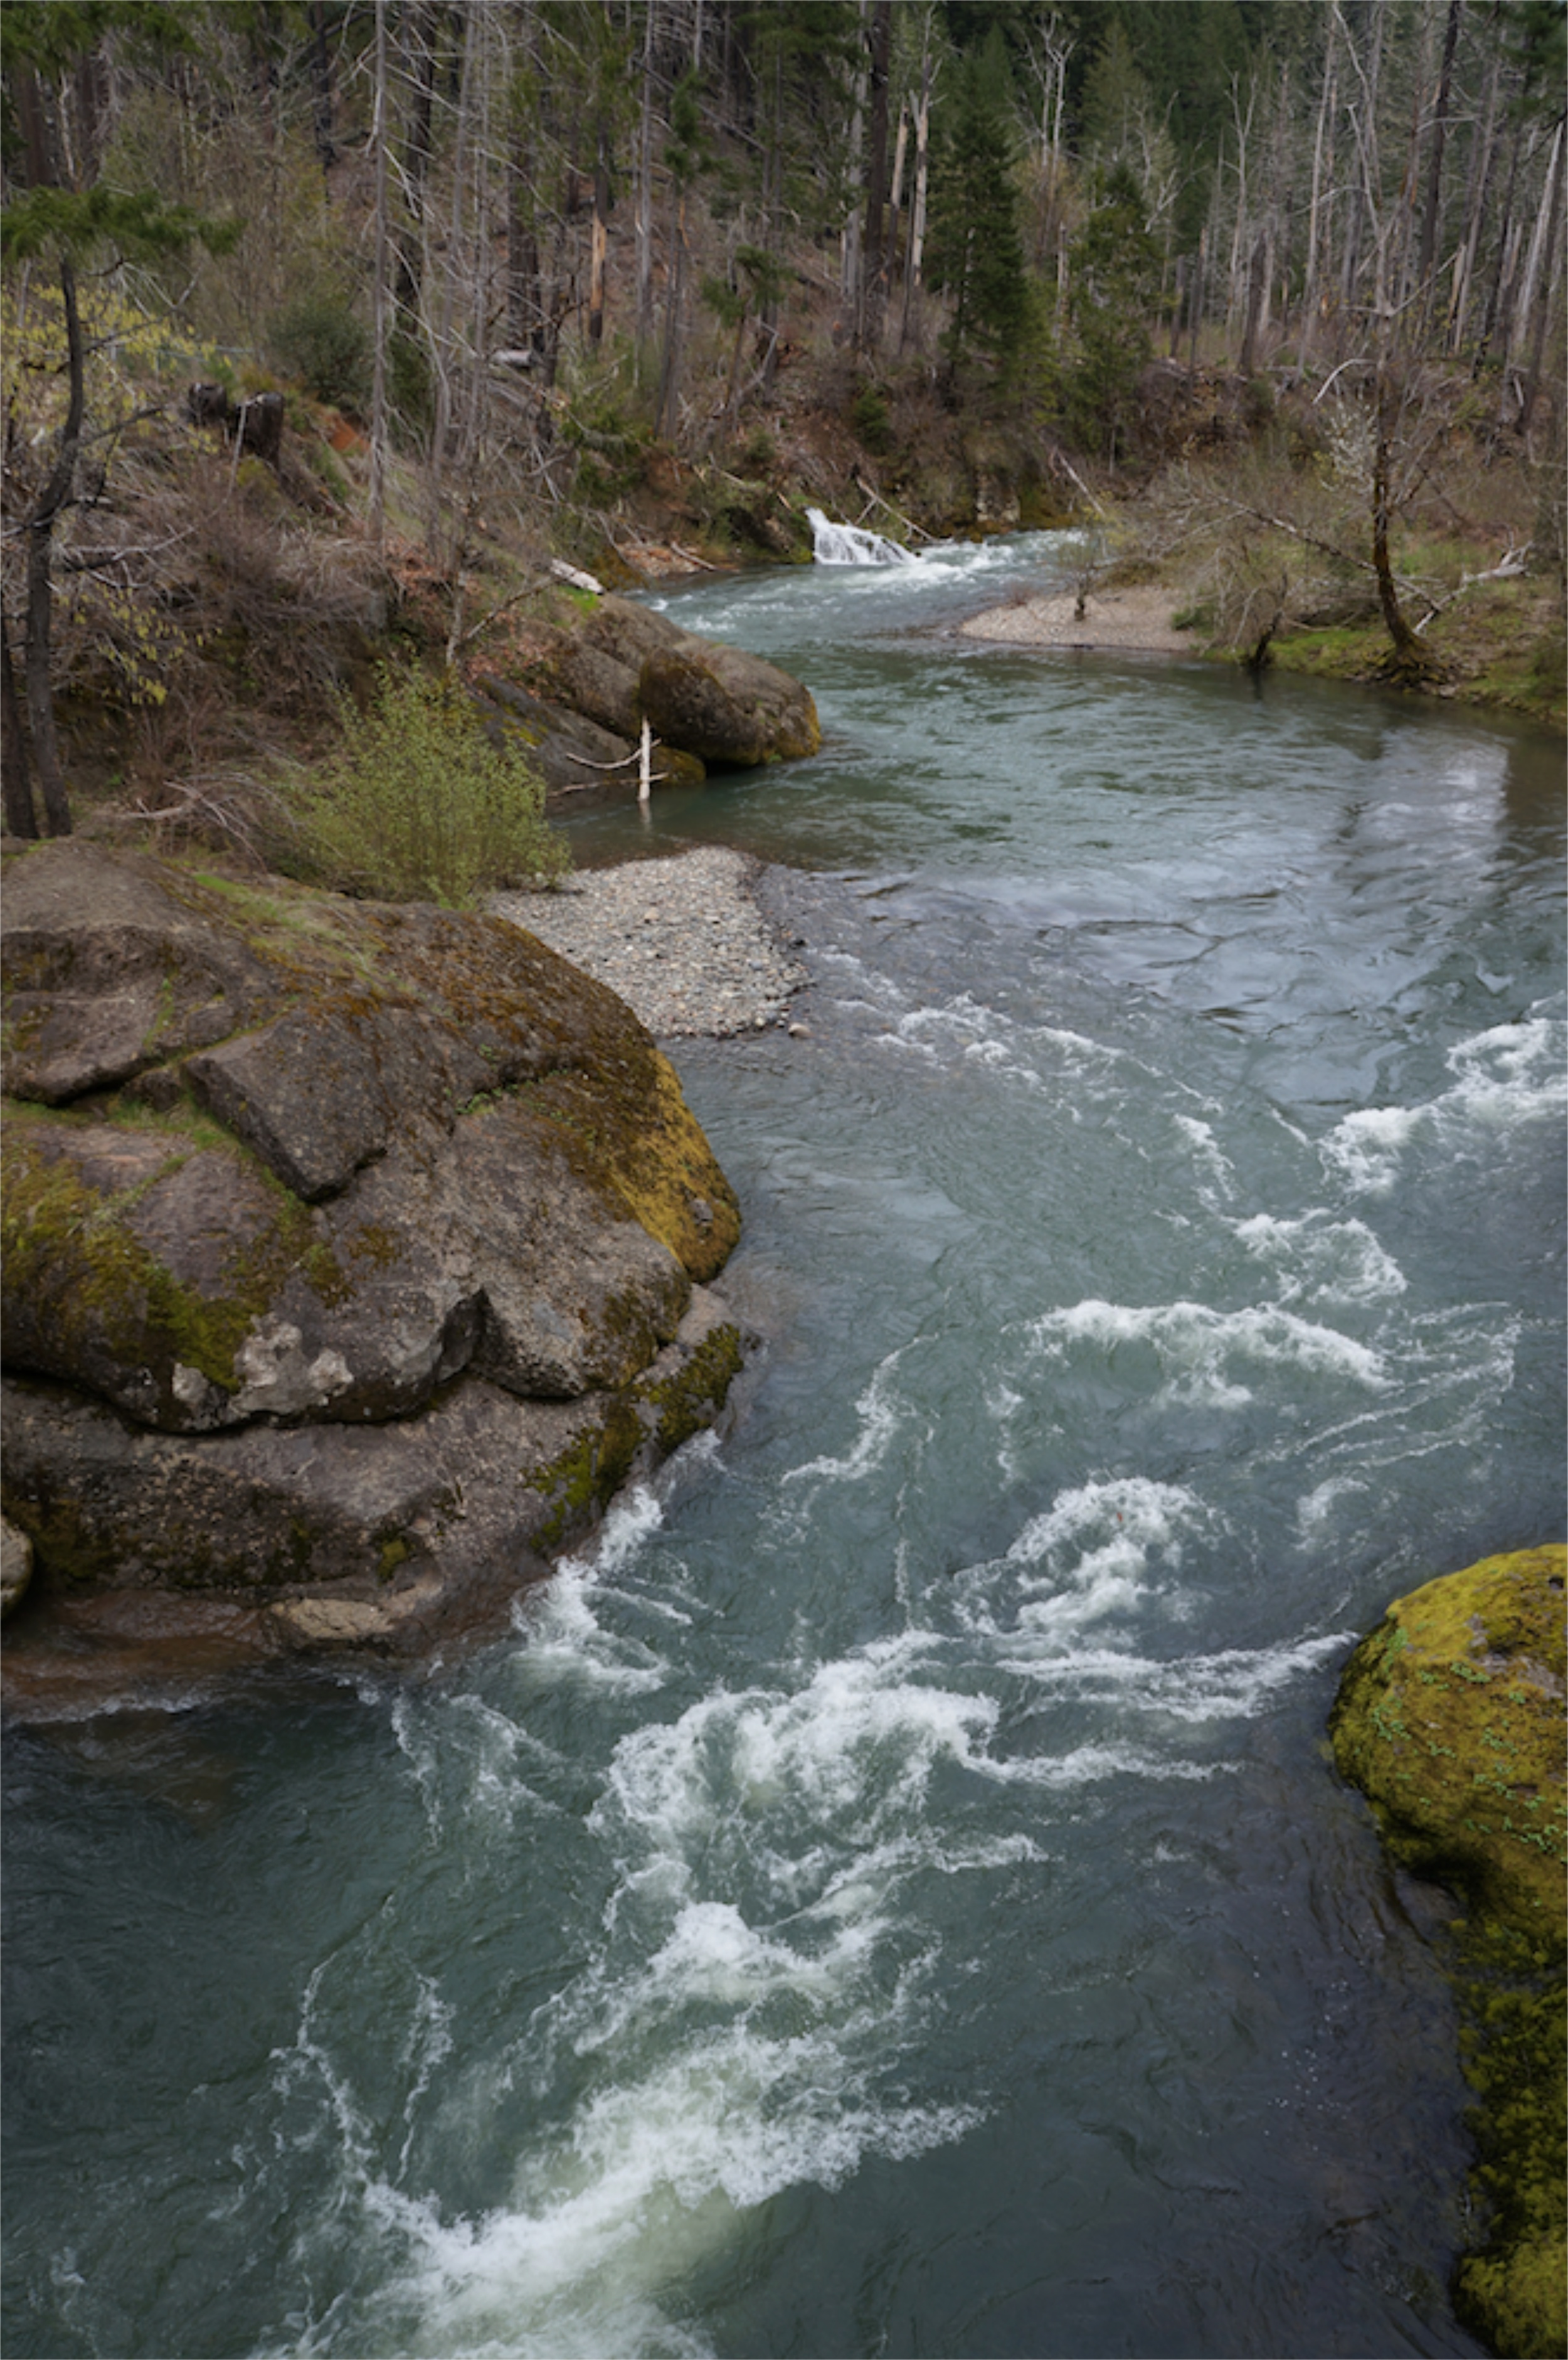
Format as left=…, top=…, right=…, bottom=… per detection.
left=1239, top=577, right=1564, bottom=730
left=1330, top=1545, right=1567, bottom=2359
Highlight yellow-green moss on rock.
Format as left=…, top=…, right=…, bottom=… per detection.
left=1330, top=1546, right=1566, bottom=1934
left=1, top=842, right=750, bottom=1650
left=1331, top=1546, right=1567, bottom=2359
left=635, top=1319, right=745, bottom=1455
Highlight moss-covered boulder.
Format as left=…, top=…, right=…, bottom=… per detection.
left=638, top=640, right=821, bottom=767
left=1330, top=1546, right=1567, bottom=2359
left=1, top=841, right=748, bottom=1663
left=501, top=592, right=820, bottom=776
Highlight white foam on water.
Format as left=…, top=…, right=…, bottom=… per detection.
left=499, top=1487, right=679, bottom=1694
left=591, top=1643, right=1000, bottom=1880
left=861, top=991, right=1123, bottom=1105
left=587, top=1482, right=670, bottom=1577
left=391, top=1689, right=573, bottom=1841
left=1445, top=1013, right=1567, bottom=1124
left=1234, top=1210, right=1407, bottom=1305
left=1320, top=1009, right=1566, bottom=1193
left=973, top=1741, right=1228, bottom=1789
left=1295, top=1476, right=1367, bottom=1539
left=780, top=1348, right=908, bottom=1489
left=999, top=1632, right=1353, bottom=1721
left=1172, top=1114, right=1235, bottom=1202
left=1029, top=1297, right=1390, bottom=1406
left=509, top=1561, right=669, bottom=1694
left=359, top=2023, right=979, bottom=2358
left=945, top=1475, right=1204, bottom=1647
left=806, top=506, right=916, bottom=565
left=1318, top=1103, right=1422, bottom=1195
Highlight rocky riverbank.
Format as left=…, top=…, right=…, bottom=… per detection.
left=0, top=839, right=760, bottom=1715
left=492, top=846, right=807, bottom=1039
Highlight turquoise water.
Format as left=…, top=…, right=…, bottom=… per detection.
left=4, top=534, right=1562, bottom=2357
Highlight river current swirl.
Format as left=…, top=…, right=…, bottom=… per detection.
left=4, top=533, right=1562, bottom=2359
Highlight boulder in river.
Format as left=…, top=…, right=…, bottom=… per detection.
left=1330, top=1545, right=1566, bottom=2360
left=1, top=841, right=748, bottom=1671
left=502, top=592, right=820, bottom=775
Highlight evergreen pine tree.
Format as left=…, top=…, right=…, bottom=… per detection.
left=1062, top=162, right=1162, bottom=461
left=927, top=24, right=1029, bottom=373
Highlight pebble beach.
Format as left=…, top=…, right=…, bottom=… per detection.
left=490, top=842, right=808, bottom=1039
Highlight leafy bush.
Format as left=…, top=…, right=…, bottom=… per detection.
left=850, top=382, right=893, bottom=454
left=269, top=289, right=368, bottom=410
left=285, top=667, right=570, bottom=905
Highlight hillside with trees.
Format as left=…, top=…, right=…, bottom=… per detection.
left=3, top=0, right=1564, bottom=850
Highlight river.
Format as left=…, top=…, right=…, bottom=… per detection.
left=3, top=532, right=1563, bottom=2359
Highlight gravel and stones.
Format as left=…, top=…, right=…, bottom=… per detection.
left=490, top=844, right=807, bottom=1039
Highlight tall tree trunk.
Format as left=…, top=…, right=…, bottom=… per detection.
left=841, top=3, right=866, bottom=327
left=636, top=0, right=657, bottom=343
left=427, top=3, right=479, bottom=556
left=1300, top=11, right=1337, bottom=366
left=310, top=0, right=336, bottom=176
left=899, top=39, right=931, bottom=353
left=1371, top=369, right=1436, bottom=679
left=1417, top=0, right=1463, bottom=311
left=1449, top=41, right=1501, bottom=352
left=1517, top=115, right=1566, bottom=437
left=889, top=100, right=908, bottom=266
left=857, top=0, right=893, bottom=352
left=369, top=0, right=390, bottom=543
left=1474, top=109, right=1525, bottom=371
left=26, top=254, right=82, bottom=837
left=589, top=121, right=610, bottom=345
left=395, top=1, right=437, bottom=331
left=1238, top=231, right=1268, bottom=375
left=656, top=193, right=687, bottom=438
left=1, top=614, right=40, bottom=840
left=507, top=105, right=541, bottom=355
left=1338, top=0, right=1386, bottom=321
left=760, top=33, right=785, bottom=386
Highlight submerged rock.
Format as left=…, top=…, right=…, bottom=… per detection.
left=1, top=842, right=748, bottom=1676
left=1330, top=1545, right=1566, bottom=2359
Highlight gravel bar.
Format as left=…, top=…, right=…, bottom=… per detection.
left=489, top=844, right=807, bottom=1039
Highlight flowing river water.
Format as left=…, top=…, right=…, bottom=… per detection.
left=3, top=533, right=1564, bottom=2359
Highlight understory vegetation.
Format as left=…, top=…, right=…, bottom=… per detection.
left=1, top=0, right=1563, bottom=881
left=279, top=665, right=569, bottom=905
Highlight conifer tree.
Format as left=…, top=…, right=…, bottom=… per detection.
left=1062, top=161, right=1162, bottom=460
left=927, top=23, right=1028, bottom=371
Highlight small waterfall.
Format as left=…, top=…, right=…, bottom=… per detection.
left=806, top=505, right=916, bottom=565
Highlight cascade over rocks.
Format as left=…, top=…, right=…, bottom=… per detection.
left=1, top=842, right=749, bottom=1669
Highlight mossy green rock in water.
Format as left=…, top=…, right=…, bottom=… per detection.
left=1, top=841, right=749, bottom=1663
left=1331, top=1546, right=1567, bottom=2359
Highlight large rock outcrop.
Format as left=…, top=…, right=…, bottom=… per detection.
left=1, top=841, right=747, bottom=1663
left=495, top=593, right=820, bottom=785
left=1330, top=1546, right=1566, bottom=2360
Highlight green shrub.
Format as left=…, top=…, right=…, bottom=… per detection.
left=285, top=667, right=570, bottom=905
left=851, top=381, right=893, bottom=454
left=269, top=289, right=368, bottom=410
left=389, top=329, right=432, bottom=436
left=739, top=423, right=778, bottom=475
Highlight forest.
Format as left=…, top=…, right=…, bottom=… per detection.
left=2, top=0, right=1565, bottom=852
